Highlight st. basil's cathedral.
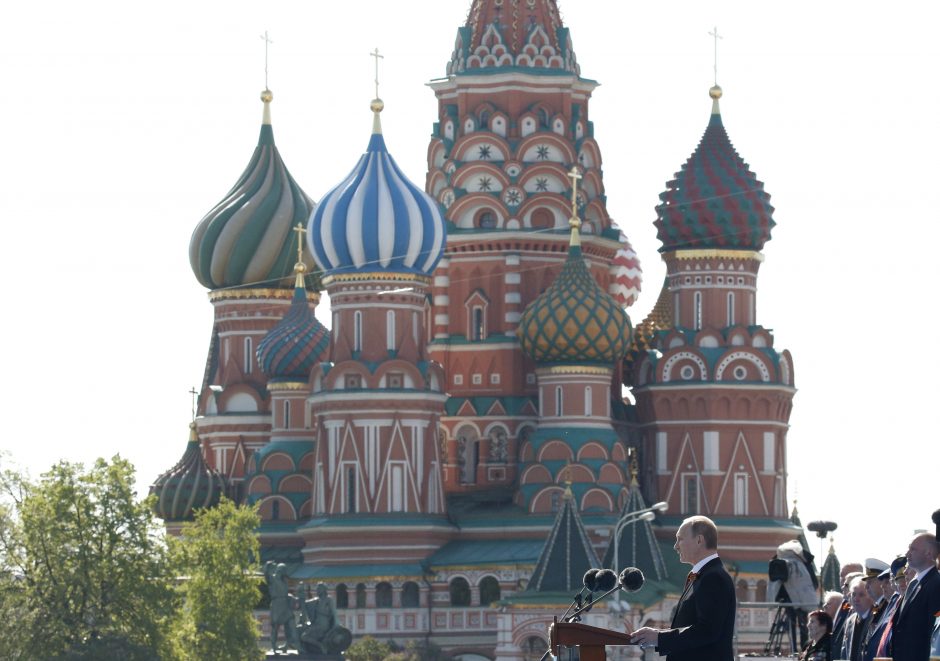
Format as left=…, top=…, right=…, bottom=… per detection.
left=152, top=0, right=800, bottom=655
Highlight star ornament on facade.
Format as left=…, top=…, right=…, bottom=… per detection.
left=535, top=177, right=549, bottom=192
left=479, top=176, right=493, bottom=192
left=478, top=144, right=492, bottom=160
left=535, top=144, right=551, bottom=160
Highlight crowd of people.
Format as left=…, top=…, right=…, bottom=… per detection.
left=795, top=512, right=940, bottom=661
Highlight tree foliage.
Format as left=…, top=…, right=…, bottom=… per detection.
left=0, top=455, right=176, bottom=660
left=170, top=497, right=264, bottom=661
left=346, top=635, right=395, bottom=661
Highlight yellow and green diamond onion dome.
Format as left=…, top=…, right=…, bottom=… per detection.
left=149, top=423, right=226, bottom=521
left=189, top=89, right=317, bottom=290
left=518, top=241, right=632, bottom=365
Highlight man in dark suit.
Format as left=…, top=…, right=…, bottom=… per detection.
left=840, top=576, right=874, bottom=661
left=890, top=532, right=940, bottom=661
left=630, top=515, right=736, bottom=660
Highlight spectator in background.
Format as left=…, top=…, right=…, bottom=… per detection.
left=832, top=571, right=863, bottom=659
left=840, top=576, right=874, bottom=661
left=823, top=591, right=842, bottom=621
left=799, top=610, right=833, bottom=661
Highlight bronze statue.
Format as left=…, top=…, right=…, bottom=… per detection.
left=264, top=561, right=299, bottom=652
left=298, top=582, right=352, bottom=655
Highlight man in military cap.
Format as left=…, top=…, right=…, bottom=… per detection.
left=870, top=556, right=908, bottom=660
left=862, top=558, right=890, bottom=631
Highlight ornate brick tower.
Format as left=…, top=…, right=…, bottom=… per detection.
left=632, top=86, right=796, bottom=561
left=426, top=0, right=641, bottom=498
left=244, top=233, right=330, bottom=528
left=303, top=96, right=450, bottom=565
left=516, top=172, right=633, bottom=513
left=186, top=88, right=319, bottom=495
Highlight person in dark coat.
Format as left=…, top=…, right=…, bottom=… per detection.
left=840, top=576, right=874, bottom=661
left=890, top=532, right=940, bottom=661
left=630, top=515, right=736, bottom=661
left=799, top=610, right=832, bottom=661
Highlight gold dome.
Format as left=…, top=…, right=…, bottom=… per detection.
left=709, top=85, right=723, bottom=100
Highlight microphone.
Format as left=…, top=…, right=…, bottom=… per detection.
left=566, top=567, right=646, bottom=620
left=574, top=569, right=616, bottom=618
left=619, top=567, right=645, bottom=592
left=559, top=568, right=601, bottom=623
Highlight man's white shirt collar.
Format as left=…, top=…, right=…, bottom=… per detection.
left=691, top=553, right=720, bottom=574
left=913, top=566, right=932, bottom=583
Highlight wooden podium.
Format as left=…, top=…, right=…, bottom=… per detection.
left=550, top=620, right=638, bottom=661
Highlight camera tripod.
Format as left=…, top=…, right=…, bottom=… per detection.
left=764, top=602, right=800, bottom=655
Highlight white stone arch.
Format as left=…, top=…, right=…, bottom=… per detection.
left=661, top=351, right=708, bottom=382
left=714, top=351, right=772, bottom=382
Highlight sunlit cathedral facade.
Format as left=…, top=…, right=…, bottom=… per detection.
left=152, top=0, right=800, bottom=655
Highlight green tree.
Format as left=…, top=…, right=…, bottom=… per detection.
left=170, top=497, right=263, bottom=661
left=346, top=635, right=394, bottom=661
left=0, top=455, right=176, bottom=660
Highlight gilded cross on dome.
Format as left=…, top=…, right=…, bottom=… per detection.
left=189, top=386, right=198, bottom=421
left=370, top=47, right=384, bottom=101
left=708, top=26, right=723, bottom=86
left=260, top=30, right=274, bottom=90
left=567, top=165, right=582, bottom=233
left=292, top=223, right=307, bottom=287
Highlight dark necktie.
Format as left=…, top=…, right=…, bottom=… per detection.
left=850, top=614, right=866, bottom=661
left=901, top=578, right=919, bottom=614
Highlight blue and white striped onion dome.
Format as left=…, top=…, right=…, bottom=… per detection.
left=308, top=103, right=446, bottom=277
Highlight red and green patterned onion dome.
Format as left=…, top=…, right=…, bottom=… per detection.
left=608, top=227, right=642, bottom=308
left=256, top=275, right=330, bottom=381
left=518, top=242, right=632, bottom=364
left=189, top=90, right=317, bottom=290
left=654, top=86, right=775, bottom=252
left=149, top=423, right=226, bottom=521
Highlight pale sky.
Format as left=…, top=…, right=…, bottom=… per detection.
left=1, top=0, right=937, bottom=571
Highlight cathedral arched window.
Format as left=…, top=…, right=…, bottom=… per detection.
left=476, top=209, right=497, bottom=229
left=694, top=291, right=703, bottom=330
left=387, top=310, right=396, bottom=351
left=336, top=583, right=349, bottom=609
left=244, top=337, right=253, bottom=374
left=401, top=581, right=420, bottom=608
left=376, top=582, right=393, bottom=608
left=346, top=466, right=357, bottom=513
left=354, top=311, right=363, bottom=352
left=472, top=306, right=485, bottom=341
left=271, top=500, right=280, bottom=521
left=555, top=386, right=563, bottom=416
left=283, top=400, right=291, bottom=430
left=479, top=576, right=501, bottom=605
left=449, top=577, right=471, bottom=606
left=530, top=208, right=553, bottom=229
left=355, top=583, right=366, bottom=608
left=727, top=292, right=735, bottom=326
left=584, top=386, right=592, bottom=417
